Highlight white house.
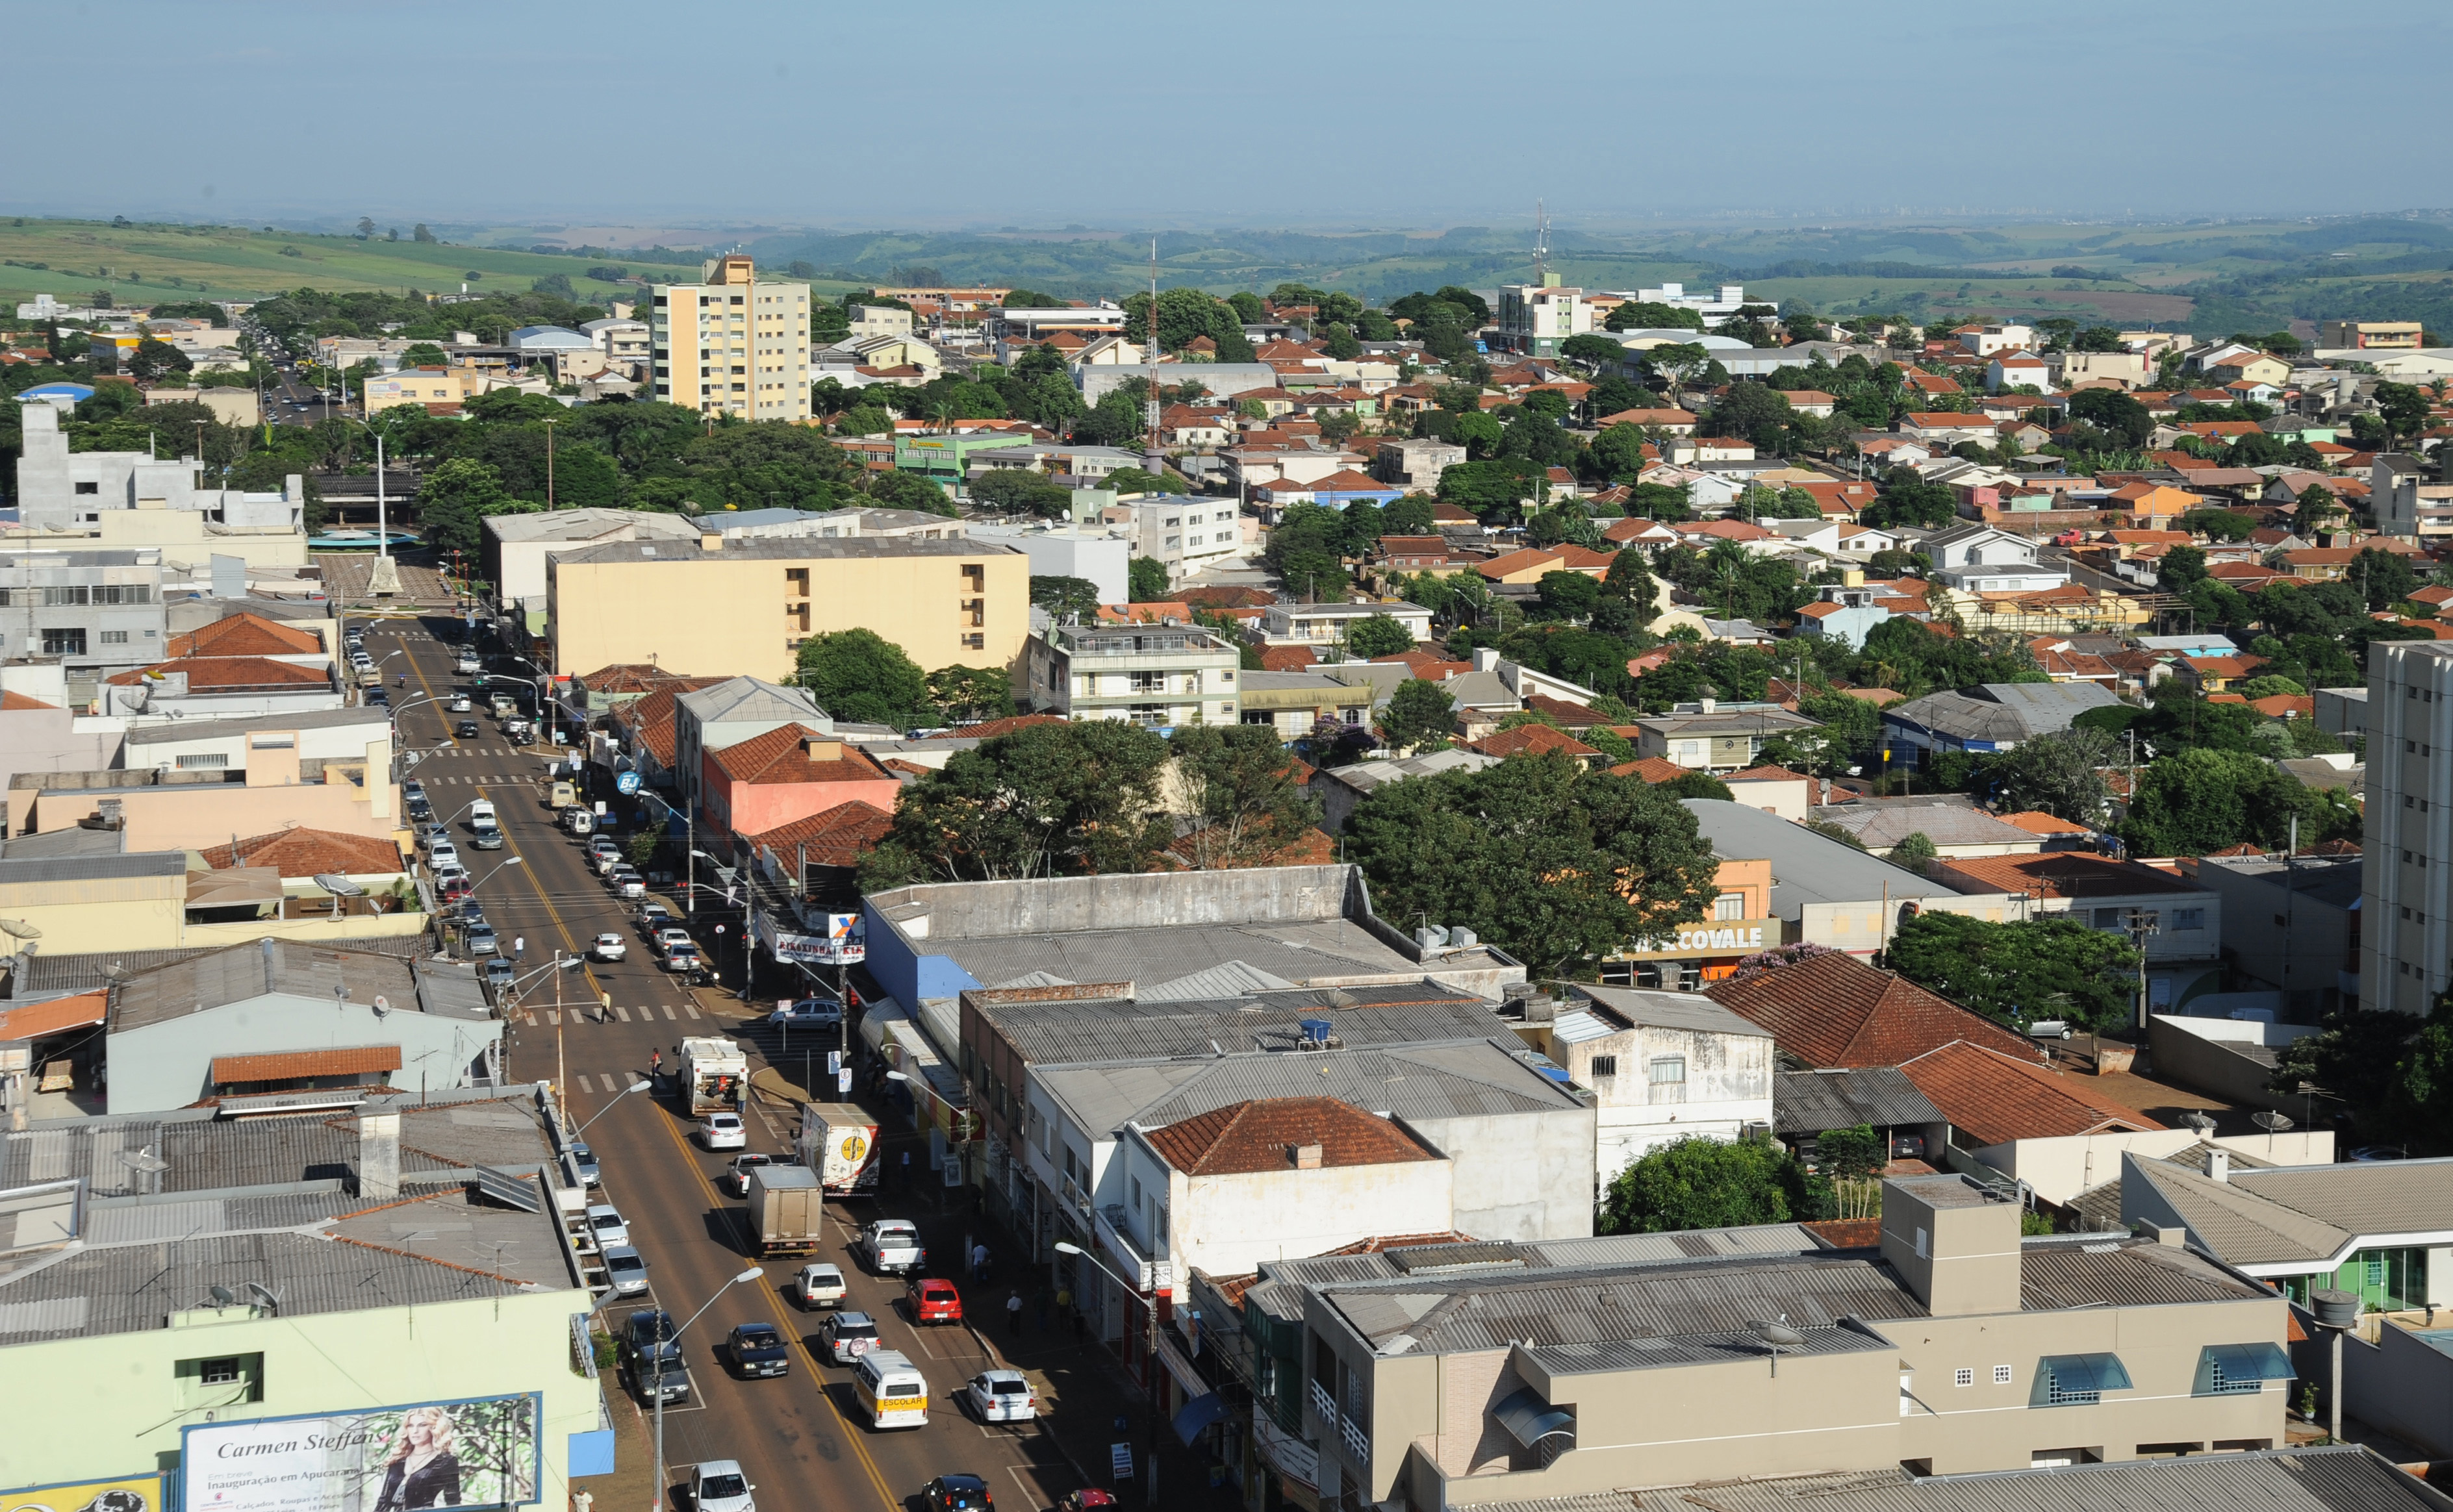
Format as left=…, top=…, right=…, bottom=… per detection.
left=1986, top=350, right=2055, bottom=394
left=1541, top=985, right=1775, bottom=1184
left=1258, top=601, right=1436, bottom=648
left=1919, top=522, right=2069, bottom=592
left=1111, top=1098, right=1456, bottom=1279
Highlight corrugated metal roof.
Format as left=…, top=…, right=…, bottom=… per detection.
left=112, top=939, right=437, bottom=1031
left=2233, top=1158, right=2453, bottom=1239
left=984, top=987, right=1506, bottom=1066
left=1525, top=1324, right=1888, bottom=1372
left=1325, top=1254, right=1927, bottom=1354
left=0, top=851, right=187, bottom=885
left=1574, top=985, right=1768, bottom=1040
left=1039, top=1039, right=1581, bottom=1137
left=1773, top=1068, right=1945, bottom=1135
left=2016, top=1236, right=2269, bottom=1309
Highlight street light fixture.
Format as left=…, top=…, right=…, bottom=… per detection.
left=332, top=412, right=401, bottom=599
left=1053, top=1239, right=1163, bottom=1506
left=652, top=1267, right=763, bottom=1512
left=566, top=1076, right=648, bottom=1139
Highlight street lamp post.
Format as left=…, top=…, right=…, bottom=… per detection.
left=1055, top=1239, right=1163, bottom=1507
left=653, top=1267, right=761, bottom=1512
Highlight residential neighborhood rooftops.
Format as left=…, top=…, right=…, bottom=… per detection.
left=1677, top=799, right=1976, bottom=918
left=1772, top=1066, right=1946, bottom=1135
left=198, top=827, right=405, bottom=877
left=1900, top=1040, right=2163, bottom=1147
left=1143, top=1096, right=1444, bottom=1176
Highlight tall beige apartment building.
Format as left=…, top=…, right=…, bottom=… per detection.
left=2363, top=638, right=2453, bottom=1014
left=650, top=255, right=812, bottom=421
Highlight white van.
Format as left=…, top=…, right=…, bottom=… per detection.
left=850, top=1349, right=927, bottom=1429
left=470, top=799, right=497, bottom=827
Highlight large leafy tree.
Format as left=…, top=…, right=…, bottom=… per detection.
left=860, top=721, right=1174, bottom=886
left=1030, top=575, right=1102, bottom=621
left=1344, top=613, right=1416, bottom=658
left=1343, top=753, right=1720, bottom=976
left=414, top=457, right=530, bottom=555
left=1979, top=728, right=2113, bottom=824
left=1169, top=724, right=1324, bottom=869
left=1377, top=679, right=1456, bottom=755
left=926, top=665, right=1015, bottom=725
left=795, top=628, right=932, bottom=729
left=1885, top=912, right=2141, bottom=1033
left=1598, top=1135, right=1800, bottom=1233
left=2121, top=747, right=2350, bottom=855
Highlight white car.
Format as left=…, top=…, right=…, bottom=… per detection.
left=428, top=840, right=460, bottom=870
left=585, top=1203, right=629, bottom=1249
left=701, top=1112, right=746, bottom=1150
left=963, top=1368, right=1037, bottom=1423
left=591, top=933, right=627, bottom=963
left=690, top=1461, right=754, bottom=1512
left=450, top=694, right=473, bottom=712
left=657, top=927, right=695, bottom=955
left=794, top=1261, right=846, bottom=1310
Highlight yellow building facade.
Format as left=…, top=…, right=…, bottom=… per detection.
left=650, top=255, right=812, bottom=422
left=546, top=534, right=1030, bottom=683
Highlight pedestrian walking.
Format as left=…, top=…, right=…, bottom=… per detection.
left=972, top=1242, right=990, bottom=1281
left=1006, top=1291, right=1024, bottom=1336
left=649, top=1049, right=661, bottom=1077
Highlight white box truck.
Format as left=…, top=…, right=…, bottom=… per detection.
left=796, top=1102, right=881, bottom=1196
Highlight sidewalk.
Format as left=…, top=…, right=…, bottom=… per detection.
left=887, top=1159, right=1247, bottom=1512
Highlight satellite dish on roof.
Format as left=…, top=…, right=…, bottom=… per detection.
left=1749, top=1315, right=1805, bottom=1376
left=372, top=995, right=391, bottom=1018
left=209, top=1285, right=237, bottom=1307
left=314, top=874, right=366, bottom=897
left=0, top=918, right=42, bottom=939
left=2182, top=1111, right=2217, bottom=1135
left=2254, top=1110, right=2294, bottom=1132
left=120, top=1148, right=170, bottom=1175
left=246, top=1281, right=283, bottom=1315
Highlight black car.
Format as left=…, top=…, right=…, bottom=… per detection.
left=405, top=798, right=433, bottom=822
left=455, top=720, right=480, bottom=738
left=727, top=1323, right=790, bottom=1379
left=922, top=1476, right=993, bottom=1512
left=620, top=1309, right=691, bottom=1403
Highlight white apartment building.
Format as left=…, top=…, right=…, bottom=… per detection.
left=1631, top=281, right=1749, bottom=325
left=1120, top=496, right=1246, bottom=584
left=1021, top=622, right=1240, bottom=727
left=649, top=255, right=811, bottom=422
left=1543, top=985, right=1776, bottom=1183
left=1258, top=601, right=1436, bottom=649
left=2363, top=639, right=2453, bottom=1014
left=1497, top=275, right=1592, bottom=357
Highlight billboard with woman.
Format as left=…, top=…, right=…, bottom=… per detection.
left=183, top=1396, right=539, bottom=1512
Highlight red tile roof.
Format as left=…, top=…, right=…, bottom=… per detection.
left=0, top=991, right=106, bottom=1041
left=1471, top=724, right=1599, bottom=761
left=711, top=724, right=895, bottom=787
left=1899, top=1040, right=2162, bottom=1146
left=199, top=827, right=405, bottom=877
left=1372, top=649, right=1471, bottom=681
left=1937, top=853, right=2201, bottom=900
left=1706, top=952, right=2039, bottom=1068
left=1258, top=645, right=1318, bottom=671
left=1141, top=1096, right=1440, bottom=1176
left=1998, top=810, right=2091, bottom=837
left=0, top=688, right=59, bottom=711
left=1610, top=756, right=1690, bottom=783
left=104, top=656, right=329, bottom=688
left=1521, top=694, right=1602, bottom=727
left=739, top=800, right=896, bottom=866
left=169, top=612, right=325, bottom=659
left=576, top=663, right=696, bottom=696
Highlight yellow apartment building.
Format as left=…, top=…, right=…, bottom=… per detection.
left=650, top=255, right=813, bottom=422
left=545, top=533, right=1029, bottom=683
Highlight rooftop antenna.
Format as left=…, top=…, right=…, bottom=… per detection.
left=119, top=1145, right=170, bottom=1196
left=209, top=1284, right=237, bottom=1307
left=1532, top=200, right=1550, bottom=284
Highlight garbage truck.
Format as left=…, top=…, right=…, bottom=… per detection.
left=680, top=1037, right=747, bottom=1116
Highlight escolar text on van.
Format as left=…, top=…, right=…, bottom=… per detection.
left=850, top=1349, right=926, bottom=1428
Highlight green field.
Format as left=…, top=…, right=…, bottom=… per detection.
left=0, top=218, right=861, bottom=311
left=6, top=212, right=2448, bottom=338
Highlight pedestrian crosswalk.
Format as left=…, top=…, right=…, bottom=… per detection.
left=566, top=1071, right=649, bottom=1094
left=411, top=769, right=543, bottom=783
left=521, top=1003, right=703, bottom=1027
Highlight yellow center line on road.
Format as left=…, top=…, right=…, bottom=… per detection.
left=646, top=1102, right=900, bottom=1511
left=401, top=631, right=607, bottom=1000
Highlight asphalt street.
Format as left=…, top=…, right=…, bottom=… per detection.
left=362, top=617, right=1130, bottom=1512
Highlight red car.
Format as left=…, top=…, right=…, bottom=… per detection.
left=1056, top=1493, right=1116, bottom=1512
left=908, top=1276, right=963, bottom=1326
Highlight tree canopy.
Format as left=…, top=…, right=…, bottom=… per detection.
left=1885, top=912, right=2142, bottom=1033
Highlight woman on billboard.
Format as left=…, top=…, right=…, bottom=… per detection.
left=372, top=1407, right=464, bottom=1511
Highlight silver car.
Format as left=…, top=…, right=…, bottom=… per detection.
left=602, top=1244, right=648, bottom=1296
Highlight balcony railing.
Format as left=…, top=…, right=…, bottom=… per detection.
left=1310, top=1379, right=1336, bottom=1428
left=1341, top=1411, right=1369, bottom=1465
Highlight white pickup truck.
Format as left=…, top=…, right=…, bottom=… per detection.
left=857, top=1218, right=926, bottom=1276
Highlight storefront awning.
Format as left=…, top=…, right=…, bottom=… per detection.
left=212, top=1045, right=402, bottom=1085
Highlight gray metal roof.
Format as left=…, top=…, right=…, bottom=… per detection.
left=1571, top=985, right=1767, bottom=1040
left=483, top=507, right=702, bottom=544
left=2016, top=1235, right=2269, bottom=1309
left=2127, top=1156, right=2354, bottom=1266
left=1587, top=1446, right=2450, bottom=1512
left=550, top=535, right=1017, bottom=565
left=0, top=850, right=186, bottom=886
left=1814, top=803, right=2044, bottom=851
left=947, top=921, right=1468, bottom=1005
left=1887, top=681, right=2120, bottom=742
left=675, top=676, right=824, bottom=727
left=123, top=705, right=392, bottom=747
left=1324, top=1252, right=1928, bottom=1354
left=1037, top=1037, right=1581, bottom=1136
left=982, top=986, right=1508, bottom=1066
left=1680, top=799, right=1967, bottom=916
left=1773, top=1067, right=1945, bottom=1135
left=1524, top=1323, right=1888, bottom=1372
left=111, top=939, right=439, bottom=1031
left=0, top=825, right=129, bottom=860
left=0, top=1091, right=555, bottom=1197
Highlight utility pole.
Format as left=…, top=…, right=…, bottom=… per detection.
left=2126, top=909, right=2162, bottom=1031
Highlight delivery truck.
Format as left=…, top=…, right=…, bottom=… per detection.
left=744, top=1165, right=826, bottom=1257
left=680, top=1037, right=747, bottom=1116
left=796, top=1103, right=882, bottom=1195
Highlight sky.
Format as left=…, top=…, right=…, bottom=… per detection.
left=8, top=0, right=2449, bottom=232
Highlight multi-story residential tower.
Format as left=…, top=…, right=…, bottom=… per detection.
left=650, top=255, right=811, bottom=421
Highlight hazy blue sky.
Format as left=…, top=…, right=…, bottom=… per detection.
left=10, top=0, right=2448, bottom=231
